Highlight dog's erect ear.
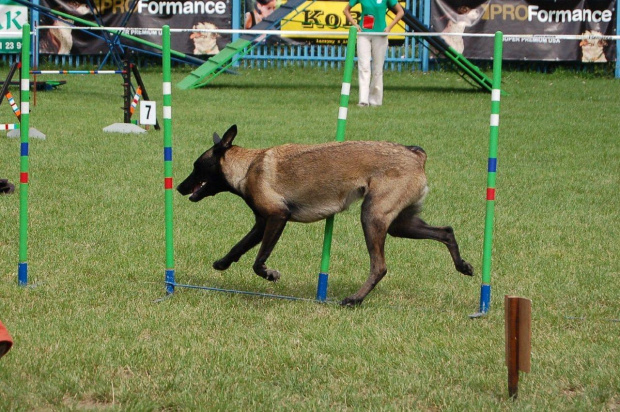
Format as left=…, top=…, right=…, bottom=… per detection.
left=212, top=125, right=237, bottom=148
left=220, top=125, right=237, bottom=148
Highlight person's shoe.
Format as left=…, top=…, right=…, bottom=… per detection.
left=357, top=102, right=369, bottom=107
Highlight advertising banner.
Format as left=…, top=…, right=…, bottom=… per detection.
left=39, top=0, right=233, bottom=55
left=278, top=0, right=406, bottom=45
left=431, top=0, right=616, bottom=62
left=0, top=0, right=28, bottom=53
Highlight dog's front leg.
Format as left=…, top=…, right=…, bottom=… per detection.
left=213, top=217, right=266, bottom=271
left=252, top=214, right=289, bottom=282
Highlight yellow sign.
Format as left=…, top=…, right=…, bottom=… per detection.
left=280, top=0, right=405, bottom=44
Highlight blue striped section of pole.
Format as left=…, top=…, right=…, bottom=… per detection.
left=316, top=26, right=357, bottom=302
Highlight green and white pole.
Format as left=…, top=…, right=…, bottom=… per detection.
left=316, top=26, right=357, bottom=301
left=18, top=24, right=30, bottom=286
left=471, top=31, right=503, bottom=317
left=162, top=25, right=175, bottom=294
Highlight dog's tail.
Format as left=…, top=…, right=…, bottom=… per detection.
left=406, top=145, right=425, bottom=154
left=406, top=146, right=427, bottom=165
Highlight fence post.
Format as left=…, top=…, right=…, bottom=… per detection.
left=421, top=0, right=431, bottom=72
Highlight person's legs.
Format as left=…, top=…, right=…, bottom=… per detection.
left=369, top=35, right=389, bottom=106
left=356, top=34, right=372, bottom=106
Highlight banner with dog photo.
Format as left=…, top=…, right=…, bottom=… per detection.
left=431, top=0, right=616, bottom=62
left=38, top=0, right=233, bottom=56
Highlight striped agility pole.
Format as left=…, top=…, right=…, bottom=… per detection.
left=162, top=25, right=175, bottom=294
left=472, top=31, right=503, bottom=317
left=18, top=24, right=31, bottom=286
left=316, top=26, right=357, bottom=302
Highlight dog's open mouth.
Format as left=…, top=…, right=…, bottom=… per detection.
left=189, top=182, right=208, bottom=202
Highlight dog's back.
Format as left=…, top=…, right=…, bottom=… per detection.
left=243, top=141, right=428, bottom=223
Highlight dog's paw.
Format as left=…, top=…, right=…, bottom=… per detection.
left=263, top=269, right=281, bottom=282
left=213, top=259, right=232, bottom=271
left=458, top=260, right=474, bottom=277
left=340, top=296, right=363, bottom=307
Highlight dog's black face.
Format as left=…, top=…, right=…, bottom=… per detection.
left=177, top=147, right=225, bottom=202
left=177, top=125, right=237, bottom=202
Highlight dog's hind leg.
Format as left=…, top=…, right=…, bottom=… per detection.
left=341, top=196, right=392, bottom=307
left=252, top=215, right=289, bottom=282
left=213, top=217, right=266, bottom=271
left=388, top=207, right=474, bottom=276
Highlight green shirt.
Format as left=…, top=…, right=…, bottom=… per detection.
left=349, top=0, right=398, bottom=33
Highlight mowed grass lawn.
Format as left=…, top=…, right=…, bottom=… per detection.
left=0, top=65, right=618, bottom=410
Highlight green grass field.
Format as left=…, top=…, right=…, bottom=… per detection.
left=0, top=66, right=618, bottom=410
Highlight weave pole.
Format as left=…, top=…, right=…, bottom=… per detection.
left=316, top=26, right=357, bottom=301
left=162, top=25, right=175, bottom=295
left=471, top=31, right=503, bottom=318
left=18, top=24, right=31, bottom=286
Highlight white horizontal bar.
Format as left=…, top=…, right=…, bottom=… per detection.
left=33, top=26, right=620, bottom=41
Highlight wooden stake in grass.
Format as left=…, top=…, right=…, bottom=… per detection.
left=505, top=295, right=532, bottom=399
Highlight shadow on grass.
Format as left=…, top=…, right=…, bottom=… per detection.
left=187, top=78, right=487, bottom=95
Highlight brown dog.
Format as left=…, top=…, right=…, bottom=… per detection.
left=177, top=125, right=473, bottom=306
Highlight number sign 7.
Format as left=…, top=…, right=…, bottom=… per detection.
left=140, top=101, right=157, bottom=125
